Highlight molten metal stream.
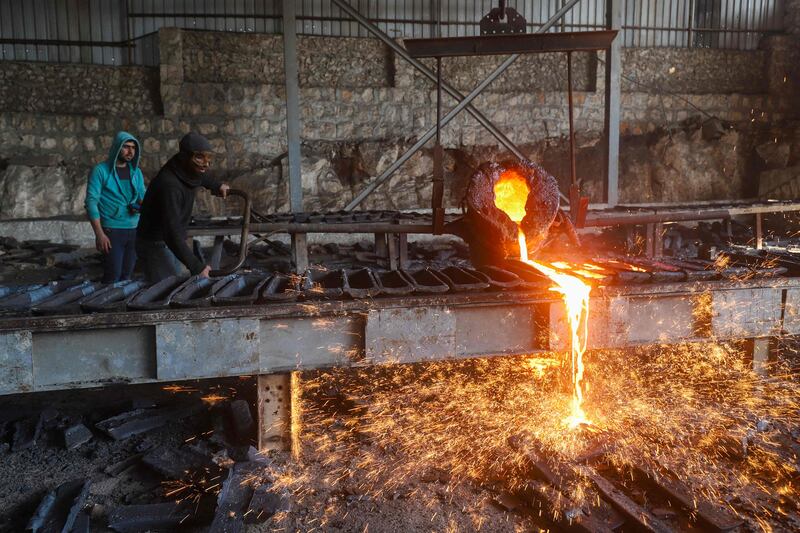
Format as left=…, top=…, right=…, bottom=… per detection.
left=494, top=171, right=592, bottom=428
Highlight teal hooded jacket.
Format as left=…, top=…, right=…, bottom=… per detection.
left=85, top=131, right=146, bottom=229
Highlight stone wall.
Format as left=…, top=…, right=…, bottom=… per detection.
left=0, top=62, right=160, bottom=115
left=181, top=31, right=392, bottom=88
left=408, top=52, right=597, bottom=93
left=620, top=48, right=768, bottom=94
left=789, top=0, right=800, bottom=34
left=0, top=27, right=798, bottom=223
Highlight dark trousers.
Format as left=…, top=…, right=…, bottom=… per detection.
left=135, top=238, right=187, bottom=283
left=102, top=228, right=137, bottom=283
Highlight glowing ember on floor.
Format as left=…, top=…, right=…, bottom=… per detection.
left=493, top=169, right=592, bottom=429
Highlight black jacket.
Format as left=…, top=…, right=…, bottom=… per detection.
left=137, top=154, right=221, bottom=274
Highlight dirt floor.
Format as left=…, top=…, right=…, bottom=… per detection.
left=1, top=342, right=798, bottom=532
left=0, top=377, right=536, bottom=533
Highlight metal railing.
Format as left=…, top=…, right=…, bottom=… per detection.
left=0, top=0, right=788, bottom=66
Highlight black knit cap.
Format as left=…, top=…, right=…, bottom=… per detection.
left=179, top=132, right=213, bottom=154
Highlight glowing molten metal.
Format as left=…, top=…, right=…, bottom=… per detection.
left=493, top=170, right=592, bottom=429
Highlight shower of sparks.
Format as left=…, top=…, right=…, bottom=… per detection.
left=200, top=393, right=228, bottom=405
left=271, top=344, right=800, bottom=530
left=162, top=384, right=199, bottom=394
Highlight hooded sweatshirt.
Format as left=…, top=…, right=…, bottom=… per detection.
left=85, top=131, right=146, bottom=229
left=137, top=152, right=221, bottom=275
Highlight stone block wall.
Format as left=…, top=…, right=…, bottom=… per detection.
left=620, top=48, right=768, bottom=94
left=403, top=51, right=597, bottom=93
left=0, top=61, right=160, bottom=115
left=0, top=25, right=798, bottom=222
left=181, top=31, right=391, bottom=88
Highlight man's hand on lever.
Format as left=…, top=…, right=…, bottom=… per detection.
left=216, top=184, right=230, bottom=199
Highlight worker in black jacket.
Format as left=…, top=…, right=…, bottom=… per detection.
left=135, top=132, right=230, bottom=282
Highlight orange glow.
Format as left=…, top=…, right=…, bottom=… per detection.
left=493, top=170, right=530, bottom=223
left=549, top=261, right=607, bottom=280
left=604, top=259, right=648, bottom=272
left=494, top=172, right=592, bottom=429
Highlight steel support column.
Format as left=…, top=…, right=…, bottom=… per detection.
left=743, top=338, right=777, bottom=376
left=257, top=373, right=292, bottom=452
left=282, top=0, right=306, bottom=270
left=604, top=0, right=622, bottom=207
left=339, top=0, right=581, bottom=211
left=755, top=213, right=763, bottom=250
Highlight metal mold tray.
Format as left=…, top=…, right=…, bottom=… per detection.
left=343, top=268, right=381, bottom=298
left=590, top=259, right=651, bottom=284
left=475, top=265, right=524, bottom=289
left=171, top=275, right=237, bottom=308
left=81, top=281, right=149, bottom=313
left=31, top=282, right=104, bottom=316
left=498, top=261, right=551, bottom=290
left=212, top=273, right=270, bottom=306
left=127, top=275, right=188, bottom=311
left=374, top=270, right=415, bottom=296
left=0, top=284, right=44, bottom=301
left=436, top=266, right=491, bottom=292
left=261, top=273, right=301, bottom=302
left=0, top=280, right=91, bottom=315
left=401, top=268, right=449, bottom=294
left=302, top=268, right=345, bottom=299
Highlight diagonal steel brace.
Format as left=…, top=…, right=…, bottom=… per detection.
left=337, top=0, right=581, bottom=210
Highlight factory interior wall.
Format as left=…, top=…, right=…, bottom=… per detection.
left=0, top=23, right=799, bottom=225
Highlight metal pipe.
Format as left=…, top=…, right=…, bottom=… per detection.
left=125, top=0, right=133, bottom=65
left=604, top=0, right=621, bottom=207
left=567, top=51, right=576, bottom=188
left=436, top=57, right=442, bottom=146
left=432, top=56, right=444, bottom=234
left=340, top=0, right=581, bottom=210
left=189, top=223, right=436, bottom=236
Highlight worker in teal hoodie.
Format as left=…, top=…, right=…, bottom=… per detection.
left=85, top=131, right=146, bottom=283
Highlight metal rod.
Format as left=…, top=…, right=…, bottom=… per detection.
left=340, top=0, right=581, bottom=211
left=567, top=51, right=576, bottom=188
left=188, top=223, right=436, bottom=236
left=125, top=0, right=133, bottom=65
left=604, top=0, right=621, bottom=207
left=436, top=56, right=441, bottom=145
left=0, top=38, right=133, bottom=47
left=755, top=212, right=763, bottom=249
left=433, top=55, right=444, bottom=234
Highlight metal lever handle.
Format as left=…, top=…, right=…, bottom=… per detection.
left=209, top=188, right=251, bottom=276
